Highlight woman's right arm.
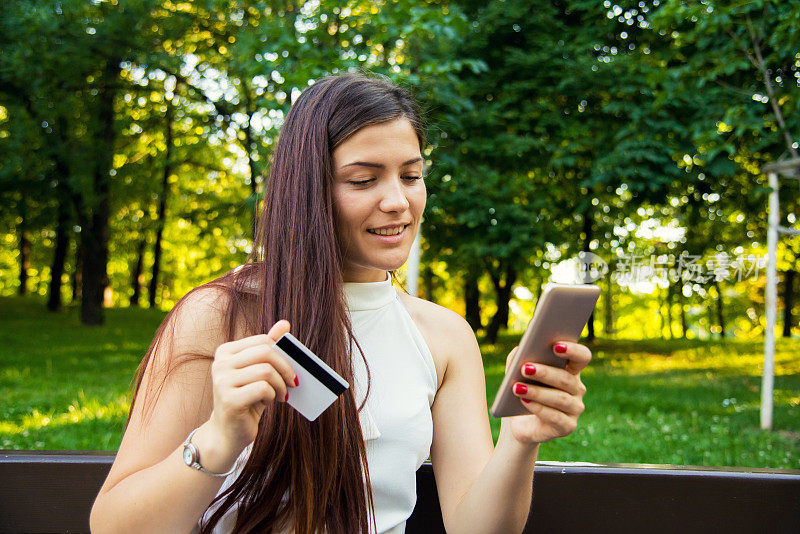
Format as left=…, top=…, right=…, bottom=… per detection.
left=90, top=288, right=297, bottom=534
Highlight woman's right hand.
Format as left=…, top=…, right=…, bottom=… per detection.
left=206, top=320, right=298, bottom=457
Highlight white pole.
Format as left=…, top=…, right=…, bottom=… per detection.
left=406, top=224, right=422, bottom=297
left=762, top=171, right=778, bottom=430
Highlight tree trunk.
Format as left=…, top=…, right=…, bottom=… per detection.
left=603, top=278, right=614, bottom=336
left=149, top=97, right=174, bottom=309
left=17, top=206, right=30, bottom=297
left=244, top=107, right=259, bottom=241
left=714, top=280, right=726, bottom=338
left=657, top=287, right=664, bottom=339
left=79, top=208, right=109, bottom=325
left=485, top=263, right=517, bottom=343
left=783, top=268, right=795, bottom=338
left=130, top=237, right=146, bottom=307
left=47, top=189, right=71, bottom=312
left=48, top=116, right=72, bottom=312
left=585, top=307, right=596, bottom=340
left=464, top=268, right=482, bottom=332
left=666, top=282, right=674, bottom=339
left=422, top=264, right=434, bottom=302
left=236, top=78, right=260, bottom=241
left=79, top=61, right=119, bottom=325
left=71, top=238, right=82, bottom=304
left=679, top=285, right=687, bottom=338
left=582, top=202, right=595, bottom=341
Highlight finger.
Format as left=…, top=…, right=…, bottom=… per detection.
left=228, top=363, right=290, bottom=401
left=520, top=400, right=578, bottom=436
left=234, top=379, right=279, bottom=408
left=217, top=320, right=291, bottom=356
left=266, top=319, right=291, bottom=342
left=515, top=383, right=585, bottom=416
left=217, top=333, right=273, bottom=359
left=505, top=346, right=519, bottom=373
left=228, top=344, right=298, bottom=387
left=518, top=364, right=580, bottom=395
left=553, top=341, right=592, bottom=375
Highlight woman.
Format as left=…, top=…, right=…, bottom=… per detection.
left=90, top=73, right=591, bottom=534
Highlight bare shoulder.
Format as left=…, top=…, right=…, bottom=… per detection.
left=397, top=291, right=481, bottom=390
left=396, top=291, right=474, bottom=338
left=169, top=283, right=255, bottom=352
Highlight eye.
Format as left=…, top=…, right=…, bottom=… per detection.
left=402, top=174, right=422, bottom=181
left=349, top=178, right=375, bottom=186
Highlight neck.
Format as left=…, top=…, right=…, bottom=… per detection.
left=342, top=268, right=390, bottom=283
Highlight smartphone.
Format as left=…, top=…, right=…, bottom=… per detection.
left=489, top=282, right=600, bottom=418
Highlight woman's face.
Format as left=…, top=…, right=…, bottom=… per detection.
left=332, top=117, right=426, bottom=283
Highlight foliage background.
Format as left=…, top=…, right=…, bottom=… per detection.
left=0, top=0, right=798, bottom=467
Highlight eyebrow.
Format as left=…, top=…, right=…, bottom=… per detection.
left=340, top=157, right=423, bottom=169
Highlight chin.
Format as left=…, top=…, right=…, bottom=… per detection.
left=377, top=260, right=409, bottom=272
left=363, top=254, right=410, bottom=273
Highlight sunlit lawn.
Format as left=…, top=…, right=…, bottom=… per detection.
left=1, top=295, right=798, bottom=469
left=484, top=335, right=800, bottom=468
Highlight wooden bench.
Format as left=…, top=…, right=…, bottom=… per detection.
left=1, top=451, right=799, bottom=533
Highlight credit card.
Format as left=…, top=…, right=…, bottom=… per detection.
left=272, top=333, right=349, bottom=421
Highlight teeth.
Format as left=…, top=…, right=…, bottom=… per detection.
left=369, top=225, right=405, bottom=236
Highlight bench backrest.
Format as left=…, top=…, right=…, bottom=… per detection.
left=2, top=451, right=799, bottom=533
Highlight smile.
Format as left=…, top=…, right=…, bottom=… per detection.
left=367, top=224, right=409, bottom=236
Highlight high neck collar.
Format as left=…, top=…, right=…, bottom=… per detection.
left=343, top=273, right=396, bottom=311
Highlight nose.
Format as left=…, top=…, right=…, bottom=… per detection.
left=379, top=176, right=410, bottom=213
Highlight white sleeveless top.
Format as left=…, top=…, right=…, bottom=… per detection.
left=193, top=274, right=438, bottom=533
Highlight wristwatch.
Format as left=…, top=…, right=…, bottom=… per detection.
left=182, top=427, right=238, bottom=478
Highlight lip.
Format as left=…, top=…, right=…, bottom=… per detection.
left=368, top=222, right=412, bottom=231
left=366, top=223, right=410, bottom=244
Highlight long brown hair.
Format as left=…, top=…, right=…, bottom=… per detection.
left=127, top=72, right=425, bottom=534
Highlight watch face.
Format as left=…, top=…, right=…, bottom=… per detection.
left=183, top=446, right=194, bottom=466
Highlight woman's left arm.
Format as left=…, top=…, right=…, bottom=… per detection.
left=429, top=312, right=590, bottom=534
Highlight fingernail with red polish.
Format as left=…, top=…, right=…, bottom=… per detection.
left=521, top=399, right=531, bottom=404
left=554, top=343, right=567, bottom=354
left=514, top=383, right=528, bottom=395
left=285, top=392, right=289, bottom=402
left=294, top=375, right=299, bottom=387
left=523, top=363, right=536, bottom=376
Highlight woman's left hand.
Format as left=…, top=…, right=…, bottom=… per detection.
left=504, top=341, right=591, bottom=445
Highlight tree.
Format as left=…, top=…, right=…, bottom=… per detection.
left=0, top=0, right=189, bottom=323
left=648, top=0, right=800, bottom=337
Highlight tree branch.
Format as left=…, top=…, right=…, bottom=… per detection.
left=747, top=15, right=799, bottom=159
left=725, top=28, right=759, bottom=70
left=712, top=79, right=756, bottom=98
left=758, top=3, right=767, bottom=42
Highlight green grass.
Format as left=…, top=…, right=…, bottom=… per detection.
left=483, top=335, right=800, bottom=468
left=1, top=295, right=798, bottom=469
left=0, top=296, right=167, bottom=451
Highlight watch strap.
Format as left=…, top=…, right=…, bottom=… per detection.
left=182, top=427, right=238, bottom=478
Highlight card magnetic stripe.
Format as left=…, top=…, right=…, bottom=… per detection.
left=275, top=337, right=348, bottom=397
